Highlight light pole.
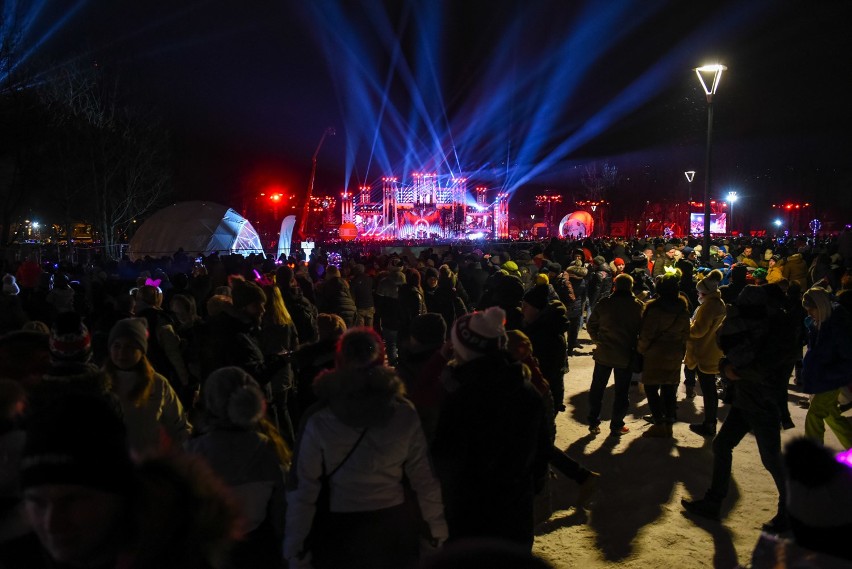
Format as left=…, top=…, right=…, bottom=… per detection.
left=695, top=64, right=726, bottom=265
left=727, top=191, right=737, bottom=235
left=684, top=170, right=695, bottom=235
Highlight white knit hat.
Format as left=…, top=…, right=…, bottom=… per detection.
left=451, top=306, right=508, bottom=363
left=2, top=274, right=19, bottom=295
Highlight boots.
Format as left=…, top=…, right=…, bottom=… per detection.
left=689, top=422, right=717, bottom=437
left=681, top=497, right=721, bottom=520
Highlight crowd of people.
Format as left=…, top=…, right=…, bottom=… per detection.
left=0, top=229, right=851, bottom=568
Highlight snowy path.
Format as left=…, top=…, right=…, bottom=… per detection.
left=532, top=330, right=843, bottom=569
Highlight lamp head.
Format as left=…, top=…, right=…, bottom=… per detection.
left=695, top=64, right=727, bottom=101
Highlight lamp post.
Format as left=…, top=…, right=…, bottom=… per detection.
left=684, top=170, right=695, bottom=235
left=727, top=191, right=737, bottom=235
left=695, top=64, right=726, bottom=265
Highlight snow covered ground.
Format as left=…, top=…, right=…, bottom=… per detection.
left=532, top=331, right=844, bottom=569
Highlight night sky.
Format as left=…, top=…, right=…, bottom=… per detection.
left=10, top=0, right=852, bottom=222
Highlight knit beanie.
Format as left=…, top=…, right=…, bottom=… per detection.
left=451, top=306, right=508, bottom=363
left=753, top=267, right=768, bottom=281
left=614, top=258, right=625, bottom=266
left=696, top=269, right=723, bottom=294
left=108, top=317, right=149, bottom=354
left=49, top=312, right=93, bottom=363
left=523, top=283, right=550, bottom=311
left=410, top=313, right=447, bottom=347
left=20, top=395, right=133, bottom=495
left=202, top=367, right=266, bottom=429
left=2, top=274, right=19, bottom=295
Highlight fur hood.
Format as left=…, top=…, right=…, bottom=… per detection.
left=313, top=365, right=407, bottom=428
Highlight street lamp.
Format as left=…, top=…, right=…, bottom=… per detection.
left=695, top=63, right=726, bottom=265
left=727, top=191, right=737, bottom=235
left=684, top=170, right=695, bottom=235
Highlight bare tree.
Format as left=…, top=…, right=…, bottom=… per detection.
left=38, top=61, right=172, bottom=258
left=0, top=8, right=38, bottom=247
left=580, top=162, right=618, bottom=235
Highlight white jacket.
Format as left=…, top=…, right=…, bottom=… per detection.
left=284, top=397, right=447, bottom=562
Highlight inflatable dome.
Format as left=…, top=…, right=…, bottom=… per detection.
left=127, top=201, right=264, bottom=260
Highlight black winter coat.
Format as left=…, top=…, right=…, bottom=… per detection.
left=523, top=300, right=569, bottom=387
left=431, top=352, right=549, bottom=547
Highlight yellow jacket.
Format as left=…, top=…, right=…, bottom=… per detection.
left=684, top=291, right=726, bottom=374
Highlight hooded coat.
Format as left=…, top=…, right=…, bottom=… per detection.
left=783, top=253, right=809, bottom=290
left=431, top=352, right=549, bottom=548
left=638, top=296, right=690, bottom=385
left=523, top=299, right=569, bottom=388
left=587, top=290, right=644, bottom=369
left=284, top=365, right=447, bottom=563
left=684, top=290, right=726, bottom=374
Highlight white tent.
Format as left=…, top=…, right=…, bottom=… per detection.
left=127, top=201, right=265, bottom=260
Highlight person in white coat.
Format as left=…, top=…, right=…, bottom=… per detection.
left=285, top=327, right=447, bottom=569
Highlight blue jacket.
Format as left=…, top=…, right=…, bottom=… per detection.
left=802, top=304, right=852, bottom=394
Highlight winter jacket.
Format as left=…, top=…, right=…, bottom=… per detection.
left=431, top=352, right=549, bottom=547
left=587, top=290, right=644, bottom=369
left=199, top=310, right=286, bottom=385
left=801, top=304, right=852, bottom=394
left=284, top=366, right=447, bottom=563
left=349, top=273, right=374, bottom=310
left=588, top=263, right=614, bottom=306
left=766, top=265, right=784, bottom=284
left=458, top=264, right=488, bottom=309
left=280, top=285, right=319, bottom=344
left=684, top=290, right=726, bottom=374
left=716, top=284, right=802, bottom=414
left=638, top=296, right=690, bottom=385
left=424, top=283, right=466, bottom=338
left=565, top=276, right=586, bottom=317
left=396, top=284, right=426, bottom=341
left=136, top=305, right=189, bottom=387
left=523, top=300, right=569, bottom=388
left=783, top=253, right=809, bottom=290
left=110, top=369, right=191, bottom=453
left=315, top=277, right=357, bottom=328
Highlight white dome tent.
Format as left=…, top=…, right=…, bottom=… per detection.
left=126, top=201, right=264, bottom=260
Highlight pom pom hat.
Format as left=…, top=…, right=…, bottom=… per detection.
left=451, top=306, right=508, bottom=363
left=203, top=367, right=266, bottom=429
left=2, top=274, right=19, bottom=295
left=696, top=269, right=723, bottom=294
